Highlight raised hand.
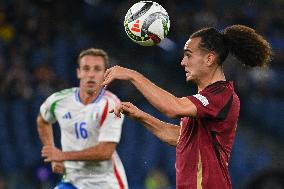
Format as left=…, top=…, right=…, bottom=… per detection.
left=102, top=66, right=137, bottom=87
left=110, top=102, right=144, bottom=120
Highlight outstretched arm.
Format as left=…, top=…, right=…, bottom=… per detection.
left=113, top=102, right=180, bottom=146
left=103, top=66, right=197, bottom=118
left=138, top=111, right=180, bottom=146
left=42, top=142, right=117, bottom=162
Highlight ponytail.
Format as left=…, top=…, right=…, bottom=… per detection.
left=223, top=25, right=272, bottom=67
left=191, top=25, right=272, bottom=67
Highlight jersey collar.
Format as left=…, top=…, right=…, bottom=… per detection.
left=75, top=88, right=106, bottom=104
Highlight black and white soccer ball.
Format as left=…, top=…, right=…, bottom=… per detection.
left=124, top=1, right=170, bottom=46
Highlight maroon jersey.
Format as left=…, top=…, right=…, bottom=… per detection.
left=176, top=81, right=240, bottom=189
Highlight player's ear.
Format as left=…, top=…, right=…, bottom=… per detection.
left=77, top=68, right=81, bottom=79
left=206, top=52, right=216, bottom=66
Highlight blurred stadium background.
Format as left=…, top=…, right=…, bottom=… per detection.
left=0, top=0, right=283, bottom=188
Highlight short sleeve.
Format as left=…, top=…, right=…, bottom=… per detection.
left=40, top=95, right=58, bottom=124
left=98, top=99, right=124, bottom=143
left=187, top=85, right=233, bottom=119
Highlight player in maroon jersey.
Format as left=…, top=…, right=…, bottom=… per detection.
left=102, top=25, right=271, bottom=189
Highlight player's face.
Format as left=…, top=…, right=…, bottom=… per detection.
left=77, top=55, right=106, bottom=95
left=181, top=37, right=209, bottom=83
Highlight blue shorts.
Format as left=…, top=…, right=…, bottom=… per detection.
left=54, top=182, right=78, bottom=189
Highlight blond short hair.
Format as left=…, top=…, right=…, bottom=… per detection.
left=77, top=48, right=109, bottom=69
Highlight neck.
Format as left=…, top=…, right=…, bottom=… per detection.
left=196, top=66, right=226, bottom=92
left=79, top=88, right=103, bottom=105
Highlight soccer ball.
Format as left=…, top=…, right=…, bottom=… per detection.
left=124, top=1, right=170, bottom=46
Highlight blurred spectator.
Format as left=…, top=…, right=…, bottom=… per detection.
left=144, top=168, right=171, bottom=189
left=0, top=6, right=15, bottom=45
left=1, top=62, right=32, bottom=100
left=245, top=168, right=284, bottom=189
left=33, top=64, right=56, bottom=97
left=0, top=174, right=7, bottom=189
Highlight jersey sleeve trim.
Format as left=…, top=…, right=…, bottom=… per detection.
left=50, top=99, right=60, bottom=119
left=216, top=95, right=233, bottom=120
left=187, top=95, right=204, bottom=118
left=99, top=100, right=109, bottom=127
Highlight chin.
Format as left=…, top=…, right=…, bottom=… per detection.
left=186, top=77, right=192, bottom=82
left=186, top=77, right=197, bottom=84
left=86, top=89, right=96, bottom=95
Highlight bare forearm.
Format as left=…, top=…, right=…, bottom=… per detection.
left=61, top=142, right=116, bottom=161
left=130, top=72, right=180, bottom=117
left=37, top=115, right=54, bottom=146
left=62, top=149, right=107, bottom=161
left=138, top=112, right=180, bottom=146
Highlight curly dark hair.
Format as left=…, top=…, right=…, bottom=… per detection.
left=190, top=25, right=272, bottom=67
